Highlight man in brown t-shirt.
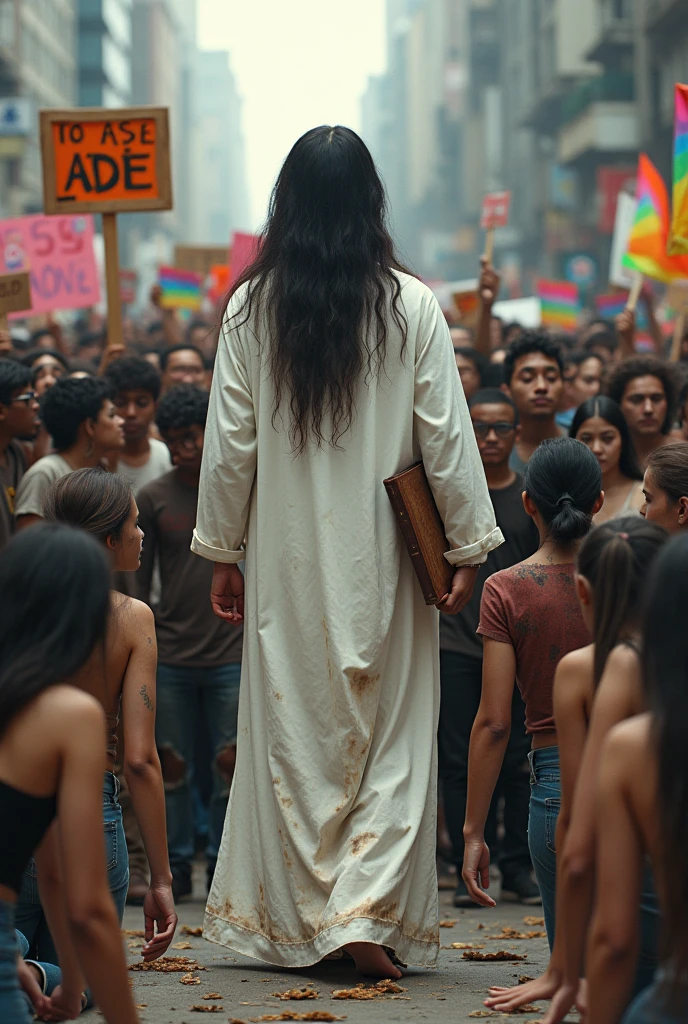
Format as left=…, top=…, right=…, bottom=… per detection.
left=135, top=385, right=243, bottom=899
left=0, top=360, right=40, bottom=551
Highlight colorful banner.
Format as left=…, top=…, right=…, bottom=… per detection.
left=158, top=266, right=202, bottom=310
left=623, top=153, right=688, bottom=282
left=207, top=264, right=230, bottom=306
left=480, top=191, right=511, bottom=230
left=0, top=213, right=99, bottom=317
left=595, top=292, right=649, bottom=329
left=536, top=278, right=579, bottom=331
left=669, top=83, right=688, bottom=255
left=230, top=232, right=261, bottom=283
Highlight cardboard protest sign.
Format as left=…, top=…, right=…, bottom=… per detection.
left=39, top=107, right=172, bottom=215
left=452, top=289, right=479, bottom=326
left=0, top=213, right=99, bottom=317
left=0, top=271, right=31, bottom=319
left=480, top=191, right=511, bottom=230
left=174, top=245, right=230, bottom=278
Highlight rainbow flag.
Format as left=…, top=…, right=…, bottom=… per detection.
left=158, top=266, right=203, bottom=310
left=536, top=279, right=579, bottom=331
left=623, top=154, right=688, bottom=282
left=670, top=84, right=688, bottom=255
left=595, top=292, right=649, bottom=329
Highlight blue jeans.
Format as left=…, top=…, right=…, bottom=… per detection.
left=623, top=974, right=688, bottom=1023
left=0, top=901, right=31, bottom=1023
left=156, top=662, right=241, bottom=872
left=528, top=746, right=560, bottom=949
left=16, top=928, right=61, bottom=1011
left=15, top=772, right=129, bottom=963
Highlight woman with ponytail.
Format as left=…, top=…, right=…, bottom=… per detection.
left=486, top=516, right=667, bottom=1020
left=462, top=437, right=602, bottom=941
left=586, top=535, right=688, bottom=1022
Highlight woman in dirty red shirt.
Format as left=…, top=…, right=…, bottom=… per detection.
left=462, top=437, right=602, bottom=945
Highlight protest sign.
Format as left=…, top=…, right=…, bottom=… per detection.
left=609, top=191, right=637, bottom=289
left=452, top=289, right=479, bottom=326
left=158, top=266, right=203, bottom=311
left=230, top=232, right=261, bottom=283
left=40, top=106, right=172, bottom=350
left=119, top=269, right=138, bottom=305
left=480, top=191, right=511, bottom=263
left=536, top=279, right=579, bottom=331
left=0, top=271, right=31, bottom=327
left=0, top=213, right=99, bottom=318
left=208, top=264, right=230, bottom=306
left=174, top=245, right=229, bottom=278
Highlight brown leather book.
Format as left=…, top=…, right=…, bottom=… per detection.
left=384, top=462, right=455, bottom=606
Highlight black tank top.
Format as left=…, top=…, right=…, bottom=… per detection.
left=0, top=779, right=57, bottom=893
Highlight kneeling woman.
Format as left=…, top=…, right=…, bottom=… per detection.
left=0, top=525, right=140, bottom=1022
left=23, top=468, right=177, bottom=955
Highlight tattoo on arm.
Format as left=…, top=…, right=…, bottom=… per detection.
left=140, top=685, right=154, bottom=712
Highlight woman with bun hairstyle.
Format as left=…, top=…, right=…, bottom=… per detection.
left=462, top=437, right=603, bottom=943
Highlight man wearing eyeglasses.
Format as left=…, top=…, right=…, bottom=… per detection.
left=0, top=360, right=41, bottom=550
left=438, top=387, right=540, bottom=909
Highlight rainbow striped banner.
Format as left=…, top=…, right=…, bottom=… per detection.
left=624, top=153, right=688, bottom=282
left=670, top=83, right=688, bottom=255
left=536, top=279, right=579, bottom=331
left=595, top=292, right=649, bottom=329
left=158, top=265, right=203, bottom=310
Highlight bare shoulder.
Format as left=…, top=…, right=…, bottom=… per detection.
left=606, top=713, right=652, bottom=756
left=111, top=591, right=155, bottom=636
left=604, top=642, right=641, bottom=674
left=554, top=644, right=595, bottom=697
left=35, top=684, right=105, bottom=731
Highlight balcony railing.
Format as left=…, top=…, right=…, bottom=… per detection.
left=560, top=71, right=635, bottom=126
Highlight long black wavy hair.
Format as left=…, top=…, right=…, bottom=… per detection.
left=220, top=126, right=409, bottom=454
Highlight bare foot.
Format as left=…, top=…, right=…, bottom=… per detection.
left=342, top=942, right=403, bottom=980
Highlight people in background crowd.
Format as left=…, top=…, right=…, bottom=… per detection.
left=606, top=356, right=679, bottom=467
left=501, top=332, right=565, bottom=474
left=105, top=356, right=172, bottom=494
left=641, top=442, right=688, bottom=533
left=159, top=345, right=207, bottom=393
left=571, top=396, right=644, bottom=522
left=0, top=361, right=40, bottom=550
left=453, top=346, right=489, bottom=401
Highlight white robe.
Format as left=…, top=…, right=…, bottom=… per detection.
left=192, top=272, right=502, bottom=968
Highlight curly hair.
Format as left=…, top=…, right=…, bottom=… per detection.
left=606, top=356, right=680, bottom=434
left=156, top=385, right=209, bottom=433
left=105, top=355, right=162, bottom=401
left=503, top=330, right=565, bottom=385
left=40, top=376, right=114, bottom=452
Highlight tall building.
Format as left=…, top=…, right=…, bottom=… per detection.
left=0, top=0, right=78, bottom=215
left=77, top=0, right=132, bottom=108
left=191, top=50, right=250, bottom=245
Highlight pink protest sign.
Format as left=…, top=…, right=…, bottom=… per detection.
left=230, top=231, right=262, bottom=283
left=480, top=191, right=511, bottom=230
left=0, top=213, right=100, bottom=317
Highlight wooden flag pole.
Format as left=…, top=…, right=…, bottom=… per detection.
left=670, top=308, right=686, bottom=362
left=102, top=212, right=123, bottom=351
left=626, top=271, right=643, bottom=313
left=0, top=314, right=7, bottom=332
left=484, top=227, right=495, bottom=265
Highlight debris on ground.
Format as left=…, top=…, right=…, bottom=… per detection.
left=448, top=942, right=485, bottom=950
left=128, top=955, right=207, bottom=973
left=272, top=986, right=319, bottom=1001
left=181, top=925, right=204, bottom=936
left=190, top=1006, right=224, bottom=1013
left=249, top=1014, right=346, bottom=1023
left=180, top=974, right=201, bottom=985
left=331, top=980, right=406, bottom=1000
left=172, top=941, right=194, bottom=949
left=518, top=975, right=535, bottom=984
left=202, top=993, right=223, bottom=999
left=487, top=926, right=547, bottom=940
left=462, top=950, right=528, bottom=962
left=522, top=917, right=545, bottom=927
left=439, top=919, right=457, bottom=928
left=122, top=929, right=145, bottom=937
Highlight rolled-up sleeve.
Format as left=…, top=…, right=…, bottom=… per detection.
left=191, top=297, right=257, bottom=563
left=413, top=292, right=503, bottom=566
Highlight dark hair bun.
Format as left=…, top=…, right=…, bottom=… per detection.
left=525, top=437, right=602, bottom=544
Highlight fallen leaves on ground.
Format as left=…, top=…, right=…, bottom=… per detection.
left=272, top=986, right=319, bottom=1001
left=202, top=993, right=223, bottom=999
left=190, top=1005, right=224, bottom=1013
left=128, top=955, right=207, bottom=973
left=122, top=929, right=145, bottom=937
left=486, top=927, right=547, bottom=940
left=462, top=950, right=528, bottom=962
left=448, top=942, right=485, bottom=950
left=181, top=925, right=204, bottom=936
left=331, top=980, right=406, bottom=1000
left=249, top=1015, right=346, bottom=1022
left=181, top=974, right=201, bottom=985
left=468, top=1012, right=542, bottom=1020
left=439, top=919, right=457, bottom=928
left=522, top=917, right=544, bottom=927
left=172, top=941, right=194, bottom=949
left=519, top=975, right=535, bottom=984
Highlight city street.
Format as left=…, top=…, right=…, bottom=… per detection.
left=96, top=871, right=565, bottom=1024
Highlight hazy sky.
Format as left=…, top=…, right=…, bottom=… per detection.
left=197, top=0, right=387, bottom=228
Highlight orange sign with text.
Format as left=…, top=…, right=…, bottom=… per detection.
left=40, top=107, right=173, bottom=215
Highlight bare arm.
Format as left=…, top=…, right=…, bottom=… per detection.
left=615, top=309, right=636, bottom=360
left=462, top=638, right=515, bottom=907
left=121, top=600, right=177, bottom=957
left=474, top=257, right=500, bottom=358
left=587, top=727, right=644, bottom=1023
left=554, top=646, right=642, bottom=993
left=54, top=693, right=140, bottom=1024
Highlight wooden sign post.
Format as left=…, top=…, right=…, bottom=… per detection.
left=39, top=107, right=173, bottom=348
left=0, top=271, right=32, bottom=330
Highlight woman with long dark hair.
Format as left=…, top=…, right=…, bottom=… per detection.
left=486, top=516, right=667, bottom=1019
left=191, top=126, right=500, bottom=978
left=462, top=437, right=602, bottom=943
left=587, top=534, right=688, bottom=1022
left=0, top=525, right=139, bottom=1023
left=571, top=396, right=644, bottom=522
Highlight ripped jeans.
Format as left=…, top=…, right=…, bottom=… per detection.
left=156, top=663, right=240, bottom=875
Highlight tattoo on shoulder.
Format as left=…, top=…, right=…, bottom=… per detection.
left=140, top=685, right=154, bottom=712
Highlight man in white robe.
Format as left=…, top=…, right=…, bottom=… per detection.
left=192, top=271, right=502, bottom=970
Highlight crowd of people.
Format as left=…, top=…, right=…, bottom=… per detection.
left=1, top=124, right=688, bottom=1023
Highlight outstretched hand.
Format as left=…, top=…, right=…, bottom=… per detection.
left=211, top=562, right=245, bottom=624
